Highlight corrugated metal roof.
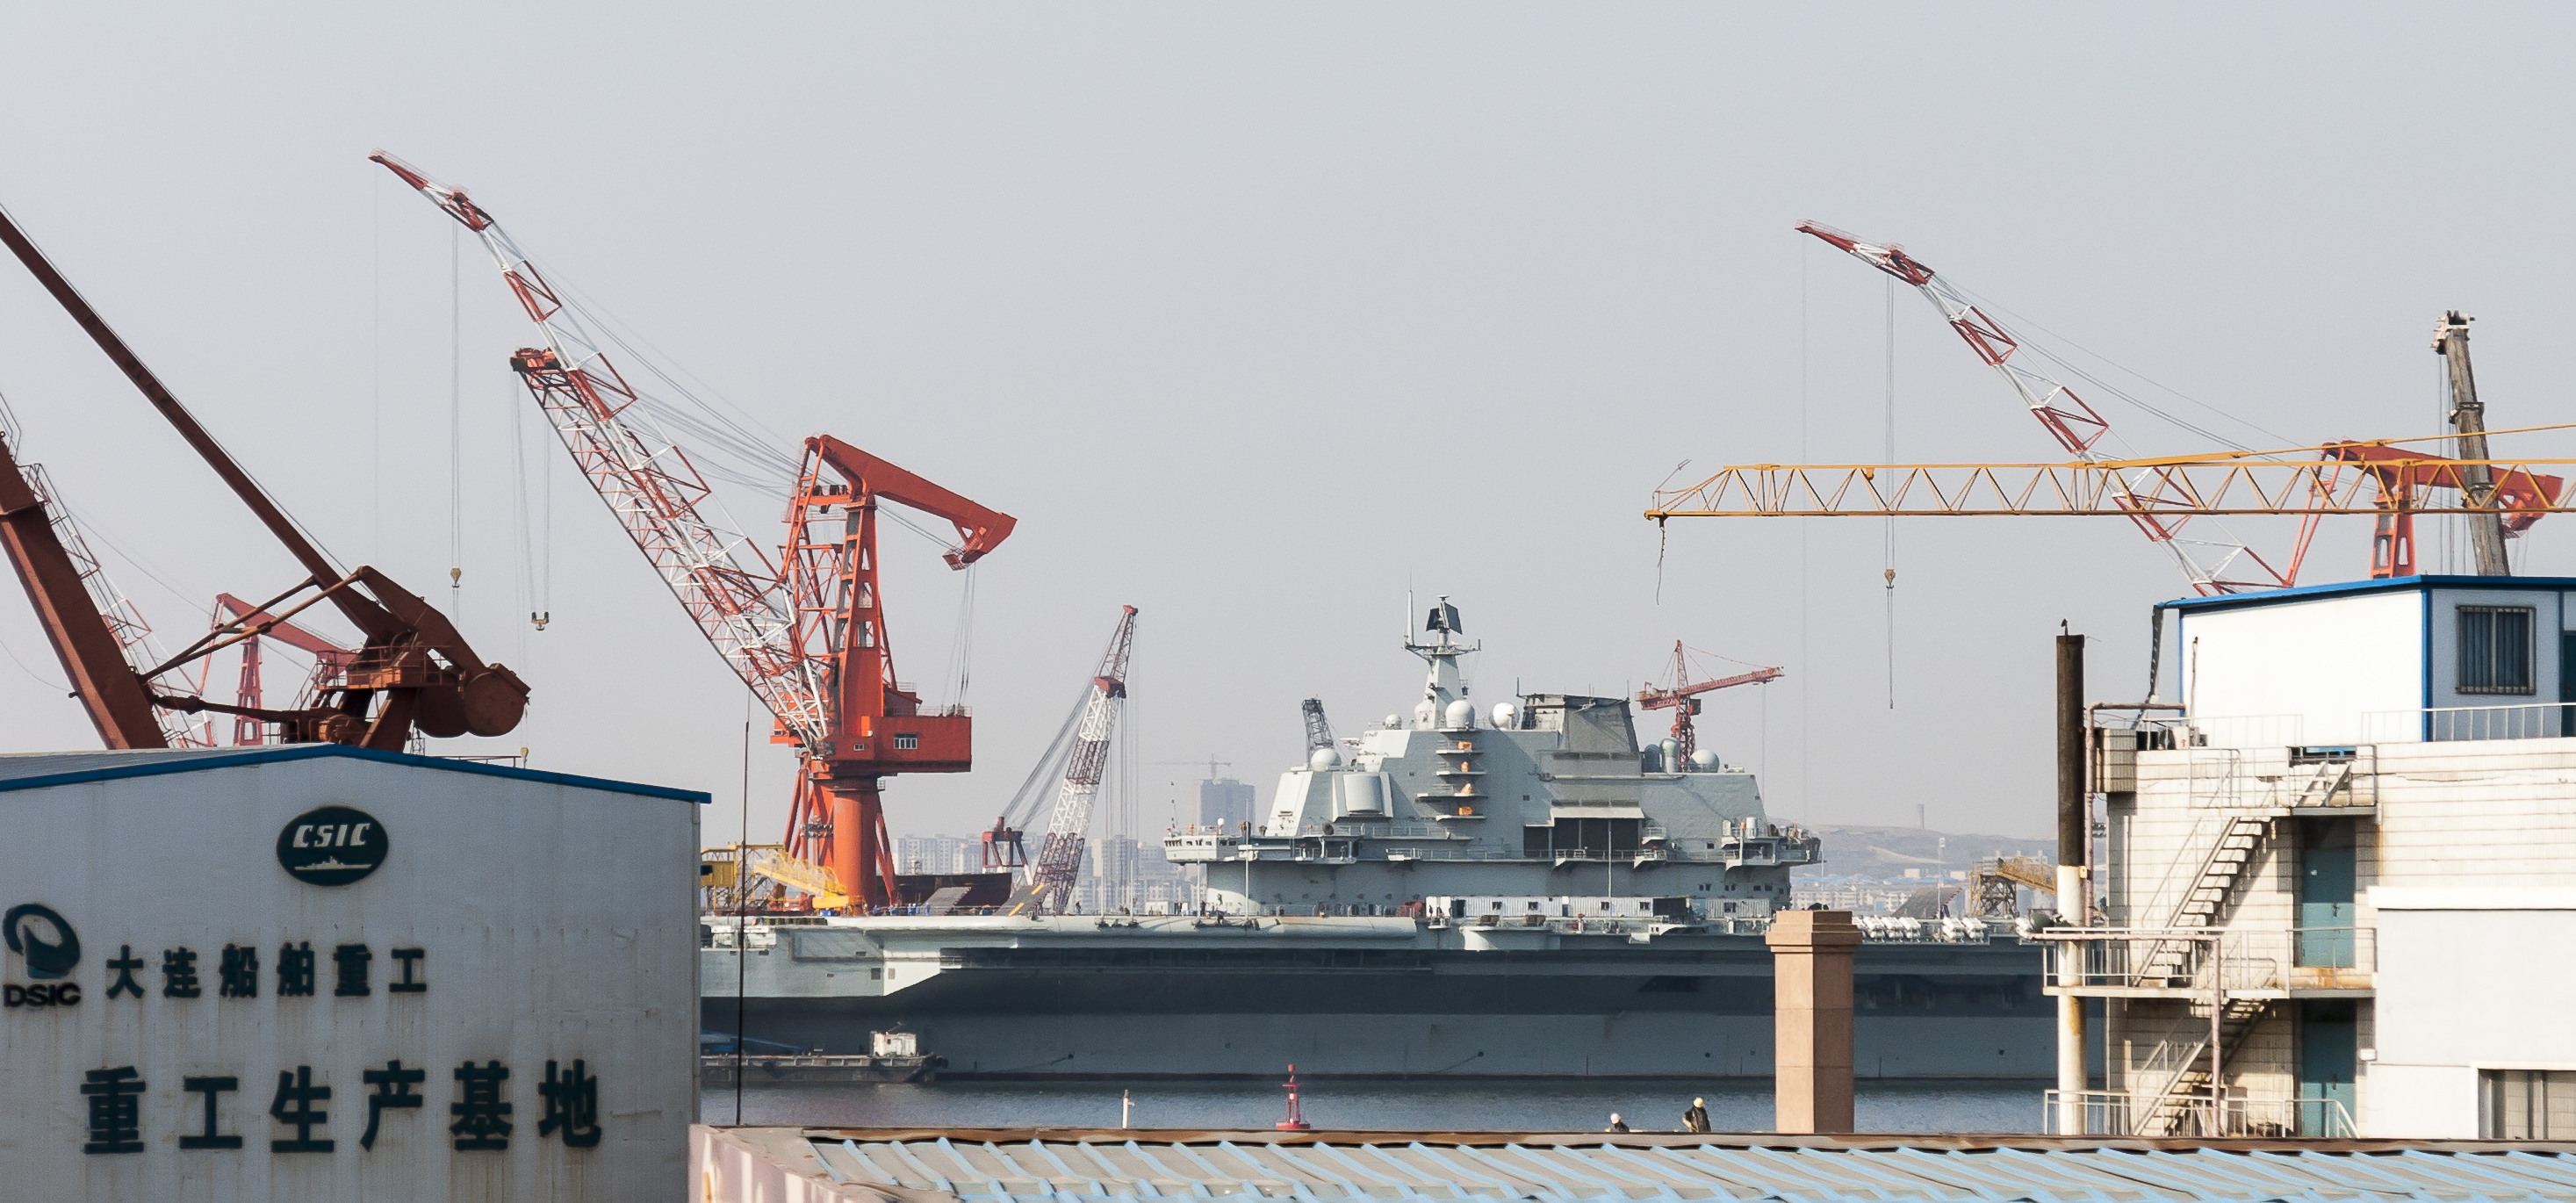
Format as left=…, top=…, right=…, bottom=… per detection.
left=0, top=745, right=709, bottom=802
left=772, top=1129, right=2576, bottom=1203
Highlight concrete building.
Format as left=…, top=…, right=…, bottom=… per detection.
left=894, top=834, right=976, bottom=875
left=2371, top=887, right=2576, bottom=1137
left=2052, top=575, right=2576, bottom=1138
left=0, top=745, right=703, bottom=1200
left=1198, top=776, right=1256, bottom=832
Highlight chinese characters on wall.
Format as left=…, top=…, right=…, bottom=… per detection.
left=70, top=941, right=604, bottom=1154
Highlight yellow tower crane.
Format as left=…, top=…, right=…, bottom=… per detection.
left=1645, top=429, right=2574, bottom=587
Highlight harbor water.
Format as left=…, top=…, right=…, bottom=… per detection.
left=702, top=1078, right=2048, bottom=1134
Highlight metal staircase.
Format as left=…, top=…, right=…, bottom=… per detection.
left=2173, top=810, right=2282, bottom=928
left=2123, top=809, right=2282, bottom=986
left=2285, top=759, right=2355, bottom=809
left=2138, top=998, right=2273, bottom=1135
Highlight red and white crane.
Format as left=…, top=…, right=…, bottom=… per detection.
left=1024, top=606, right=1139, bottom=914
left=375, top=153, right=1014, bottom=910
left=1635, top=641, right=1780, bottom=769
left=1796, top=221, right=2296, bottom=596
left=1795, top=225, right=2558, bottom=590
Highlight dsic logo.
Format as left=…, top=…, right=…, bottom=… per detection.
left=4, top=904, right=82, bottom=1009
left=277, top=805, right=392, bottom=886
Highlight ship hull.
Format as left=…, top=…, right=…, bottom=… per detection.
left=702, top=931, right=2048, bottom=1079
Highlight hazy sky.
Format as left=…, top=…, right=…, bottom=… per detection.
left=1, top=5, right=2570, bottom=846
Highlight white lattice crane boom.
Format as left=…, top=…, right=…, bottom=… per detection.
left=1027, top=607, right=1139, bottom=914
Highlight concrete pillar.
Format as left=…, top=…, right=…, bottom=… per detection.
left=1767, top=909, right=1861, bottom=1134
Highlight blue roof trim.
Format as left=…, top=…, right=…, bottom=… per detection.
left=2161, top=574, right=2576, bottom=616
left=0, top=744, right=710, bottom=803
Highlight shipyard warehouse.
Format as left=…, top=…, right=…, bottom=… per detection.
left=0, top=746, right=702, bottom=1199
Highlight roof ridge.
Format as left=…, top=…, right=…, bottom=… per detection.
left=0, top=744, right=709, bottom=803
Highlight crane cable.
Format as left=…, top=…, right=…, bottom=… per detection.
left=1954, top=283, right=2294, bottom=454
left=529, top=256, right=971, bottom=560
left=1883, top=274, right=1896, bottom=710
left=941, top=565, right=977, bottom=709
left=449, top=223, right=464, bottom=617
left=997, top=680, right=1097, bottom=832
left=509, top=379, right=549, bottom=632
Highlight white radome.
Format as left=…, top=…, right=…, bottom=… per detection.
left=1443, top=699, right=1476, bottom=729
left=1308, top=746, right=1344, bottom=771
left=1490, top=702, right=1518, bottom=729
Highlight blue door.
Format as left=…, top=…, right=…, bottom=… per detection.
left=2299, top=1000, right=2357, bottom=1135
left=2296, top=819, right=2355, bottom=968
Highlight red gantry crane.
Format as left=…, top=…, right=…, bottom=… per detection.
left=1635, top=642, right=1781, bottom=769
left=0, top=194, right=527, bottom=750
left=375, top=153, right=1015, bottom=911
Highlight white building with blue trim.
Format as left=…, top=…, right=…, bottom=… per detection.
left=2059, top=575, right=2576, bottom=1139
left=2169, top=574, right=2576, bottom=746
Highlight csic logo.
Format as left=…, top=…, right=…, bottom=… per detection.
left=277, top=805, right=391, bottom=886
left=4, top=904, right=82, bottom=1008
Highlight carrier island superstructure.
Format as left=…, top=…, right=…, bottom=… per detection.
left=702, top=601, right=2048, bottom=1079
left=1170, top=598, right=1810, bottom=920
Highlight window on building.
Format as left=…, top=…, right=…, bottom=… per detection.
left=893, top=733, right=919, bottom=750
left=2458, top=607, right=2536, bottom=694
left=2484, top=1070, right=2576, bottom=1138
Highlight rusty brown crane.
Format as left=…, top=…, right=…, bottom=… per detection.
left=0, top=196, right=526, bottom=749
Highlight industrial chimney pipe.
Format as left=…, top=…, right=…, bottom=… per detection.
left=2055, top=630, right=2086, bottom=1130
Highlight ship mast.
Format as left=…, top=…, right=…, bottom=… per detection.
left=1405, top=595, right=1479, bottom=728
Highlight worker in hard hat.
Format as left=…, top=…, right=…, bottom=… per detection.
left=1605, top=1113, right=1630, bottom=1133
left=1682, top=1097, right=1710, bottom=1133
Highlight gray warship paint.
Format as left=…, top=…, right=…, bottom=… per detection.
left=705, top=602, right=2048, bottom=1078
left=0, top=746, right=702, bottom=1201
left=702, top=912, right=2044, bottom=1078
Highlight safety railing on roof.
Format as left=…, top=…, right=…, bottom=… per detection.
left=2360, top=701, right=2574, bottom=743
left=2044, top=1089, right=2355, bottom=1138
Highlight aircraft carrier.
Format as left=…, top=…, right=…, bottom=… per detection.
left=702, top=600, right=2049, bottom=1079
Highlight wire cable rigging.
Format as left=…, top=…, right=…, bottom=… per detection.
left=1882, top=273, right=1897, bottom=710
left=448, top=222, right=464, bottom=616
